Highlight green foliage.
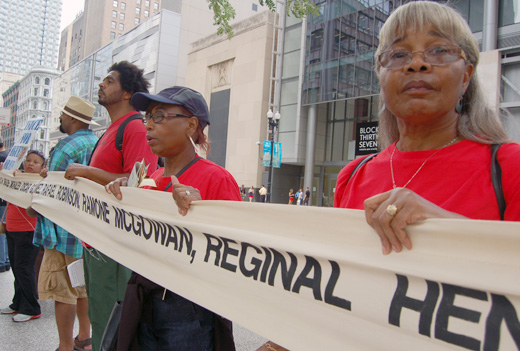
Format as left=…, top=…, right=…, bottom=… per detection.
left=208, top=0, right=319, bottom=38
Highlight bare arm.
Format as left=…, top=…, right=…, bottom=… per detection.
left=65, top=163, right=130, bottom=186
left=26, top=207, right=38, bottom=217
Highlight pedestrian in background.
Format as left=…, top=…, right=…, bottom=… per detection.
left=248, top=186, right=254, bottom=202
left=259, top=185, right=267, bottom=202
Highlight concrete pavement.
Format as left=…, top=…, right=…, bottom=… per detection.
left=0, top=269, right=267, bottom=350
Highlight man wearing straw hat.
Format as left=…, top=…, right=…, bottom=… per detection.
left=28, top=96, right=98, bottom=351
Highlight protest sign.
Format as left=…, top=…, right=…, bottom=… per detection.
left=2, top=118, right=44, bottom=171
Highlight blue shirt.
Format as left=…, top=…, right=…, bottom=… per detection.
left=33, top=129, right=98, bottom=258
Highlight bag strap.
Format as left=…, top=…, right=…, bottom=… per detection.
left=347, top=153, right=379, bottom=184
left=88, top=112, right=143, bottom=167
left=162, top=156, right=202, bottom=192
left=116, top=113, right=143, bottom=167
left=490, top=144, right=505, bottom=220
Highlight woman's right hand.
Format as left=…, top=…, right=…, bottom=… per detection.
left=105, top=177, right=129, bottom=200
left=39, top=166, right=48, bottom=178
left=364, top=187, right=465, bottom=255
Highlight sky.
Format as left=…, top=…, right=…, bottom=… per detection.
left=60, top=0, right=85, bottom=31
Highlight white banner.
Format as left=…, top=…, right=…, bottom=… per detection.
left=1, top=170, right=519, bottom=350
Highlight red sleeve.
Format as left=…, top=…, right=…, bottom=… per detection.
left=122, top=119, right=158, bottom=175
left=334, top=157, right=366, bottom=208
left=6, top=204, right=36, bottom=232
left=497, top=142, right=520, bottom=221
left=203, top=174, right=242, bottom=201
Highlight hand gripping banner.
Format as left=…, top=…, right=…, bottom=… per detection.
left=1, top=170, right=519, bottom=350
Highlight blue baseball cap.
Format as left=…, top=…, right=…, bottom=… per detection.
left=131, top=86, right=210, bottom=129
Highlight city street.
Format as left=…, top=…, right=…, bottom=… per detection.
left=0, top=269, right=267, bottom=351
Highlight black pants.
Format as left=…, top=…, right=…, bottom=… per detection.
left=6, top=230, right=41, bottom=315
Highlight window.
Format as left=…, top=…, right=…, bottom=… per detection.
left=111, top=21, right=116, bottom=29
left=113, top=1, right=118, bottom=7
left=145, top=0, right=150, bottom=7
left=33, top=101, right=37, bottom=109
left=120, top=12, right=125, bottom=20
left=136, top=7, right=140, bottom=15
left=34, top=88, right=38, bottom=96
left=137, top=0, right=141, bottom=4
left=121, top=2, right=126, bottom=9
left=119, top=23, right=124, bottom=31
left=110, top=31, right=116, bottom=39
left=153, top=2, right=158, bottom=10
left=144, top=10, right=149, bottom=17
left=252, top=3, right=258, bottom=11
left=35, top=77, right=40, bottom=84
left=43, top=89, right=49, bottom=97
left=134, top=17, right=139, bottom=25
left=112, top=10, right=117, bottom=18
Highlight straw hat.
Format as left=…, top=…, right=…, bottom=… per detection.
left=62, top=96, right=99, bottom=126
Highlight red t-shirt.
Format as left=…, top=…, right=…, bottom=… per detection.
left=146, top=157, right=241, bottom=202
left=6, top=204, right=37, bottom=232
left=90, top=111, right=158, bottom=175
left=334, top=140, right=520, bottom=221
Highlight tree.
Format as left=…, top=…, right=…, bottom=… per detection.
left=207, top=0, right=319, bottom=37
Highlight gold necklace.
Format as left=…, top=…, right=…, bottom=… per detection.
left=390, top=136, right=459, bottom=189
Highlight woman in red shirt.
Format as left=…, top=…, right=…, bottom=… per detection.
left=106, top=86, right=240, bottom=351
left=0, top=150, right=45, bottom=322
left=334, top=2, right=520, bottom=255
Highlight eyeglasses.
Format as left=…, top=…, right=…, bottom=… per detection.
left=378, top=45, right=467, bottom=69
left=143, top=111, right=193, bottom=124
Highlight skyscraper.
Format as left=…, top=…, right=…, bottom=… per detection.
left=0, top=0, right=61, bottom=75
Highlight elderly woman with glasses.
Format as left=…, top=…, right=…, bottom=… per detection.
left=334, top=1, right=520, bottom=255
left=105, top=86, right=240, bottom=351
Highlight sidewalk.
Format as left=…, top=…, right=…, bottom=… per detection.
left=0, top=269, right=267, bottom=350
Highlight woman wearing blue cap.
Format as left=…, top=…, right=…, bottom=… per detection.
left=106, top=86, right=240, bottom=351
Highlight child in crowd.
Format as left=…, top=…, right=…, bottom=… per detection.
left=0, top=150, right=45, bottom=322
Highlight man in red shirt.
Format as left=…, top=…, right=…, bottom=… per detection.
left=65, top=61, right=158, bottom=351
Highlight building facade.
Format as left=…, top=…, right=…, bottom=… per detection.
left=187, top=11, right=276, bottom=190
left=0, top=0, right=61, bottom=75
left=15, top=68, right=59, bottom=155
left=51, top=1, right=265, bottom=144
left=1, top=82, right=21, bottom=150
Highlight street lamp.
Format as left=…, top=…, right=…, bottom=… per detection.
left=266, top=109, right=281, bottom=203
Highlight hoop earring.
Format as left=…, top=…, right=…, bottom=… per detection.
left=455, top=92, right=464, bottom=114
left=189, top=135, right=197, bottom=152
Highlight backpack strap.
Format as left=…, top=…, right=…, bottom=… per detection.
left=347, top=153, right=379, bottom=184
left=88, top=133, right=104, bottom=166
left=87, top=113, right=143, bottom=166
left=491, top=144, right=505, bottom=220
left=116, top=113, right=143, bottom=167
left=162, top=157, right=202, bottom=192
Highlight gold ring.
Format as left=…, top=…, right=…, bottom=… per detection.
left=386, top=204, right=397, bottom=216
left=185, top=190, right=191, bottom=196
